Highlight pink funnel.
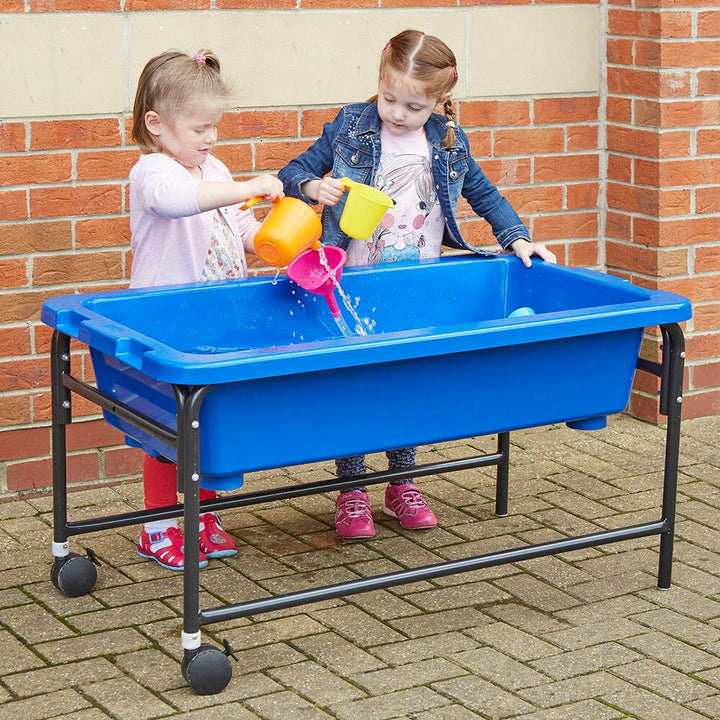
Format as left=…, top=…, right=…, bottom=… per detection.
left=287, top=246, right=347, bottom=318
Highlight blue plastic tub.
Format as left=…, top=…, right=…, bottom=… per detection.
left=41, top=256, right=691, bottom=489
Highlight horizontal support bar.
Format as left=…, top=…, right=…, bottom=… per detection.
left=62, top=374, right=177, bottom=446
left=637, top=357, right=662, bottom=377
left=200, top=519, right=667, bottom=624
left=63, top=453, right=503, bottom=536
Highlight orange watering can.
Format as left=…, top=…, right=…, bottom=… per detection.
left=241, top=196, right=322, bottom=268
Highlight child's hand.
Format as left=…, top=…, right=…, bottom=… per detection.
left=248, top=174, right=284, bottom=202
left=316, top=177, right=346, bottom=206
left=510, top=239, right=557, bottom=268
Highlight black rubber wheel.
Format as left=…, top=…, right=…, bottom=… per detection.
left=50, top=553, right=98, bottom=597
left=181, top=644, right=233, bottom=695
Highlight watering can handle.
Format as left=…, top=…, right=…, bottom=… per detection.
left=337, top=177, right=354, bottom=191
left=238, top=196, right=264, bottom=211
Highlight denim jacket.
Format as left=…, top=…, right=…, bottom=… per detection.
left=278, top=102, right=529, bottom=254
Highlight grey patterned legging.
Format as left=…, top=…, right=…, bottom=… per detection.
left=336, top=446, right=416, bottom=493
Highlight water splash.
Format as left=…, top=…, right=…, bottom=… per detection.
left=317, top=246, right=368, bottom=336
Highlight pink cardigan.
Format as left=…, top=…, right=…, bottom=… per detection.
left=129, top=153, right=260, bottom=288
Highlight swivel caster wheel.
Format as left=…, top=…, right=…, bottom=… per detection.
left=51, top=550, right=99, bottom=597
left=182, top=644, right=233, bottom=695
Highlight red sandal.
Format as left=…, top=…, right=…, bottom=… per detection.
left=137, top=526, right=208, bottom=571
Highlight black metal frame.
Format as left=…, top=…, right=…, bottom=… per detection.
left=50, top=322, right=685, bottom=658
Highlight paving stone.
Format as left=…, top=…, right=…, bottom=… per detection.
left=542, top=617, right=646, bottom=651
left=331, top=686, right=451, bottom=720
left=433, top=674, right=534, bottom=717
left=529, top=642, right=641, bottom=680
left=620, top=632, right=720, bottom=674
left=511, top=699, right=627, bottom=720
left=0, top=689, right=91, bottom=720
left=311, top=605, right=405, bottom=646
left=451, top=646, right=550, bottom=689
left=604, top=683, right=710, bottom=720
left=613, top=658, right=718, bottom=704
left=628, top=607, right=720, bottom=647
left=370, top=631, right=478, bottom=664
left=292, top=631, right=387, bottom=674
left=493, top=574, right=580, bottom=612
left=0, top=630, right=45, bottom=674
left=82, top=676, right=174, bottom=719
left=67, top=599, right=177, bottom=633
left=36, top=627, right=153, bottom=663
left=406, top=579, right=510, bottom=612
left=162, top=672, right=282, bottom=711
left=389, top=607, right=492, bottom=638
left=352, top=657, right=467, bottom=694
left=245, top=690, right=335, bottom=719
left=2, top=657, right=121, bottom=697
left=269, top=660, right=366, bottom=704
left=518, top=670, right=624, bottom=708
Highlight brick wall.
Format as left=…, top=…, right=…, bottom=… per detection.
left=606, top=0, right=720, bottom=421
left=5, top=0, right=713, bottom=498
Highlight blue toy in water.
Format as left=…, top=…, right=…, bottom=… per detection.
left=508, top=306, right=536, bottom=318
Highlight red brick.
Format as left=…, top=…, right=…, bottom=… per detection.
left=607, top=125, right=658, bottom=157
left=566, top=183, right=599, bottom=209
left=606, top=211, right=632, bottom=240
left=480, top=158, right=532, bottom=186
left=67, top=419, right=125, bottom=451
left=685, top=332, right=720, bottom=360
left=567, top=126, right=599, bottom=151
left=0, top=426, right=49, bottom=460
left=255, top=140, right=318, bottom=171
left=661, top=100, right=720, bottom=126
left=459, top=100, right=530, bottom=127
left=215, top=1, right=295, bottom=8
left=104, top=446, right=144, bottom=478
left=0, top=357, right=48, bottom=393
left=662, top=41, right=720, bottom=68
left=658, top=157, right=720, bottom=187
left=31, top=0, right=119, bottom=7
left=383, top=0, right=455, bottom=5
left=6, top=452, right=99, bottom=492
left=608, top=154, right=632, bottom=183
left=221, top=110, right=298, bottom=140
left=608, top=8, right=660, bottom=36
left=301, top=0, right=377, bottom=7
left=533, top=97, right=599, bottom=124
left=1, top=190, right=27, bottom=221
left=0, top=258, right=28, bottom=289
left=607, top=66, right=659, bottom=98
left=75, top=217, right=131, bottom=249
left=606, top=240, right=688, bottom=276
left=635, top=40, right=662, bottom=67
left=0, top=221, right=72, bottom=255
left=693, top=304, right=720, bottom=333
left=494, top=128, right=564, bottom=155
left=607, top=38, right=634, bottom=65
left=466, top=130, right=492, bottom=158
left=698, top=70, right=720, bottom=96
left=300, top=108, right=340, bottom=137
left=33, top=251, right=123, bottom=286
left=0, top=394, right=31, bottom=427
left=30, top=185, right=122, bottom=219
left=698, top=10, right=720, bottom=36
left=568, top=240, right=600, bottom=267
left=695, top=246, right=720, bottom=273
left=0, top=290, right=58, bottom=323
left=532, top=212, right=598, bottom=241
left=697, top=187, right=720, bottom=214
left=76, top=149, right=140, bottom=181
left=634, top=216, right=720, bottom=247
left=534, top=154, right=599, bottom=182
left=0, top=327, right=32, bottom=358
left=697, top=129, right=720, bottom=155
left=124, top=0, right=205, bottom=7
left=0, top=122, right=26, bottom=152
left=211, top=143, right=253, bottom=173
left=693, top=361, right=720, bottom=389
left=681, top=389, right=720, bottom=419
left=658, top=131, right=691, bottom=158
left=504, top=186, right=564, bottom=213
left=33, top=324, right=54, bottom=355
left=606, top=97, right=632, bottom=124
left=0, top=154, right=72, bottom=187
left=659, top=71, right=692, bottom=97
left=30, top=119, right=121, bottom=150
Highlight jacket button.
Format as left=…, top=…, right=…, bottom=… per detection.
left=449, top=170, right=458, bottom=180
left=351, top=153, right=359, bottom=164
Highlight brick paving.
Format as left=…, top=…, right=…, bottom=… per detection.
left=0, top=413, right=719, bottom=719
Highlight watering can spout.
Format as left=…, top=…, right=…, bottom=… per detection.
left=287, top=246, right=347, bottom=320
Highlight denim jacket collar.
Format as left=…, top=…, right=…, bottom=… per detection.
left=356, top=102, right=452, bottom=150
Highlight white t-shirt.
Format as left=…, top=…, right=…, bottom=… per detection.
left=346, top=124, right=445, bottom=267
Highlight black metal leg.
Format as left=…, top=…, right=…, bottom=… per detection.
left=657, top=323, right=685, bottom=589
left=495, top=432, right=510, bottom=517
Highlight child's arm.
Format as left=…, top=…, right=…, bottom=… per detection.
left=278, top=108, right=345, bottom=203
left=196, top=174, right=283, bottom=213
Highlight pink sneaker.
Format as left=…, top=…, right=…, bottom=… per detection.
left=384, top=483, right=437, bottom=530
left=335, top=490, right=375, bottom=539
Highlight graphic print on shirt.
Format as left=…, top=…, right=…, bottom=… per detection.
left=367, top=152, right=442, bottom=264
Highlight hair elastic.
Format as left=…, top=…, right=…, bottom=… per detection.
left=446, top=120, right=456, bottom=129
left=382, top=42, right=391, bottom=53
left=451, top=67, right=458, bottom=80
left=193, top=53, right=207, bottom=66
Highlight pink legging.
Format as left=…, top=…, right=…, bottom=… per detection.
left=143, top=455, right=216, bottom=510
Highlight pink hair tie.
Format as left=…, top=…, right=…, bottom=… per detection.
left=451, top=67, right=458, bottom=80
left=193, top=53, right=207, bottom=66
left=382, top=42, right=391, bottom=53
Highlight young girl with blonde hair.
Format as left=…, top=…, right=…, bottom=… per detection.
left=130, top=49, right=283, bottom=570
left=280, top=29, right=555, bottom=540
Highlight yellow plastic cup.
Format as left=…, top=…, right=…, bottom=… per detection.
left=338, top=177, right=394, bottom=240
left=253, top=197, right=322, bottom=267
